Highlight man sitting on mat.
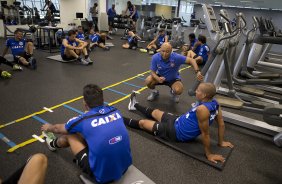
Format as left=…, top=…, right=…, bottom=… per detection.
left=2, top=29, right=37, bottom=69
left=186, top=34, right=210, bottom=65
left=61, top=30, right=92, bottom=65
left=181, top=33, right=201, bottom=56
left=88, top=28, right=110, bottom=51
left=41, top=84, right=132, bottom=184
left=140, top=29, right=169, bottom=54
left=125, top=82, right=234, bottom=164
left=122, top=31, right=141, bottom=50
left=145, top=42, right=203, bottom=103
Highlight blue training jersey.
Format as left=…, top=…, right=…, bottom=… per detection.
left=174, top=99, right=219, bottom=142
left=150, top=52, right=186, bottom=82
left=89, top=33, right=100, bottom=43
left=128, top=6, right=138, bottom=19
left=157, top=35, right=166, bottom=47
left=76, top=32, right=85, bottom=41
left=60, top=37, right=78, bottom=56
left=65, top=106, right=132, bottom=183
left=107, top=8, right=116, bottom=18
left=5, top=38, right=26, bottom=56
left=198, top=43, right=210, bottom=64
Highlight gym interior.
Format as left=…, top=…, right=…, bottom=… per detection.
left=0, top=0, right=281, bottom=184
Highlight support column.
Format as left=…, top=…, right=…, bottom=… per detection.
left=98, top=0, right=107, bottom=31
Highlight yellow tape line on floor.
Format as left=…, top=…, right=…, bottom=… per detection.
left=6, top=66, right=190, bottom=153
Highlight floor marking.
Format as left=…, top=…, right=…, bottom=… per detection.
left=7, top=134, right=44, bottom=153
left=106, top=88, right=128, bottom=96
left=32, top=116, right=49, bottom=124
left=32, top=134, right=45, bottom=143
left=0, top=133, right=16, bottom=148
left=123, top=82, right=143, bottom=89
left=63, top=104, right=84, bottom=115
left=43, top=107, right=53, bottom=112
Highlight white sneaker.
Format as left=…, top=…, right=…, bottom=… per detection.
left=170, top=89, right=180, bottom=103
left=42, top=131, right=57, bottom=151
left=80, top=59, right=89, bottom=65
left=128, top=92, right=138, bottom=111
left=85, top=57, right=93, bottom=64
left=147, top=90, right=159, bottom=101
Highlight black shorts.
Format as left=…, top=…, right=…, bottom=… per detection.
left=153, top=112, right=178, bottom=141
left=61, top=54, right=76, bottom=61
left=14, top=52, right=31, bottom=63
left=129, top=41, right=138, bottom=49
left=156, top=75, right=181, bottom=88
left=74, top=148, right=93, bottom=178
left=108, top=18, right=114, bottom=26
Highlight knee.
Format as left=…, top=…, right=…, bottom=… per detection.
left=145, top=76, right=156, bottom=89
left=151, top=109, right=161, bottom=118
left=30, top=153, right=48, bottom=168
left=27, top=42, right=34, bottom=47
left=172, top=85, right=183, bottom=95
left=138, top=120, right=146, bottom=129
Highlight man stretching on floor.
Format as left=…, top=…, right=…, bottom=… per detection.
left=41, top=84, right=132, bottom=183
left=2, top=29, right=37, bottom=69
left=61, top=30, right=92, bottom=65
left=145, top=42, right=203, bottom=103
left=125, top=82, right=234, bottom=164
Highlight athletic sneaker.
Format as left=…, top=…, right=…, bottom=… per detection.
left=1, top=71, right=12, bottom=78
left=85, top=57, right=93, bottom=64
left=42, top=131, right=57, bottom=151
left=79, top=58, right=89, bottom=65
left=149, top=50, right=154, bottom=55
left=128, top=92, right=138, bottom=111
left=13, top=64, right=23, bottom=71
left=104, top=46, right=110, bottom=51
left=140, top=48, right=147, bottom=53
left=28, top=57, right=37, bottom=69
left=170, top=89, right=180, bottom=103
left=147, top=90, right=159, bottom=101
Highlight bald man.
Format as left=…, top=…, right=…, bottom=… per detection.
left=145, top=42, right=203, bottom=103
left=125, top=82, right=234, bottom=164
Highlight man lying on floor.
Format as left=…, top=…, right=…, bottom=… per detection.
left=125, top=82, right=234, bottom=164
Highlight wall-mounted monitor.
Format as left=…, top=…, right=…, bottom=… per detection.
left=76, top=12, right=83, bottom=19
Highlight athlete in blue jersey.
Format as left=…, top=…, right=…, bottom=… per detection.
left=61, top=30, right=92, bottom=65
left=145, top=42, right=203, bottom=103
left=181, top=33, right=200, bottom=56
left=143, top=29, right=169, bottom=54
left=107, top=4, right=116, bottom=34
left=2, top=30, right=37, bottom=69
left=122, top=31, right=141, bottom=50
left=88, top=28, right=110, bottom=51
left=125, top=82, right=234, bottom=164
left=125, top=1, right=138, bottom=31
left=187, top=34, right=210, bottom=65
left=76, top=26, right=85, bottom=41
left=41, top=84, right=132, bottom=183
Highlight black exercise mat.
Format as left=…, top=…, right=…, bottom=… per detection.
left=155, top=136, right=233, bottom=170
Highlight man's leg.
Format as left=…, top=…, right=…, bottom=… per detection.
left=122, top=43, right=130, bottom=49
left=170, top=81, right=183, bottom=103
left=145, top=75, right=160, bottom=101
left=26, top=42, right=34, bottom=55
left=65, top=48, right=79, bottom=59
left=18, top=153, right=48, bottom=184
left=195, top=56, right=204, bottom=65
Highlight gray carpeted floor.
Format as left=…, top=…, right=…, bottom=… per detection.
left=0, top=30, right=281, bottom=184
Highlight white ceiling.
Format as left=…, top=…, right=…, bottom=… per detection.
left=192, top=0, right=282, bottom=10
